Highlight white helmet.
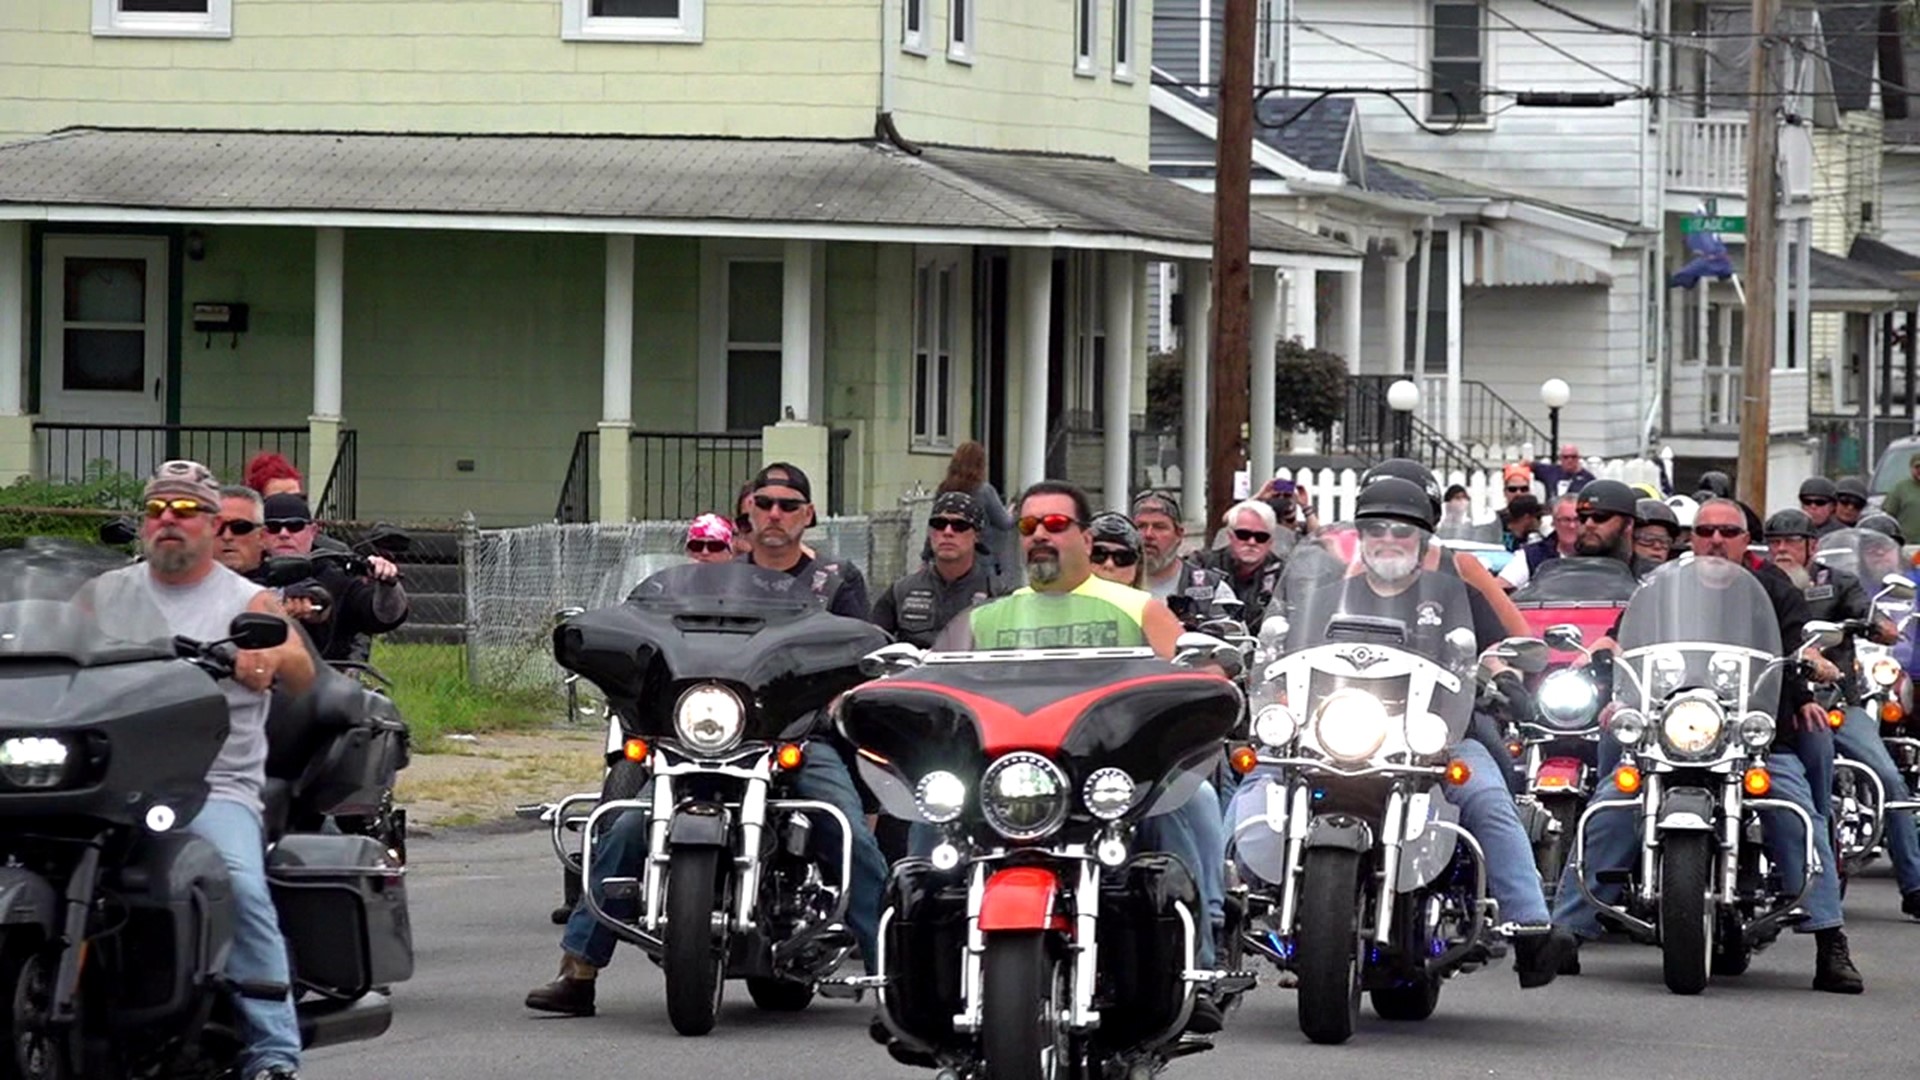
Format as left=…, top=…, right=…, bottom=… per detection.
left=1664, top=493, right=1699, bottom=528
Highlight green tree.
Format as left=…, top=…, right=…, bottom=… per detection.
left=1141, top=340, right=1350, bottom=435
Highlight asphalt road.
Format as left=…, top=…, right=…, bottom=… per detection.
left=308, top=827, right=1920, bottom=1080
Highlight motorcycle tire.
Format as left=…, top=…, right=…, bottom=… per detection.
left=0, top=934, right=67, bottom=1080
left=745, top=977, right=814, bottom=1012
left=980, top=932, right=1074, bottom=1080
left=1370, top=976, right=1440, bottom=1022
left=664, top=847, right=727, bottom=1037
left=1658, top=833, right=1714, bottom=996
left=1295, top=848, right=1365, bottom=1045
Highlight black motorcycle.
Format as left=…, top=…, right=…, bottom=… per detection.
left=0, top=544, right=412, bottom=1079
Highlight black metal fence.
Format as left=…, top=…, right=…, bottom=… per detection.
left=630, top=430, right=762, bottom=522
left=1331, top=376, right=1479, bottom=475
left=555, top=431, right=595, bottom=524
left=314, top=429, right=358, bottom=522
left=34, top=423, right=308, bottom=498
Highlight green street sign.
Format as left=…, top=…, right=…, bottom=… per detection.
left=1683, top=215, right=1747, bottom=235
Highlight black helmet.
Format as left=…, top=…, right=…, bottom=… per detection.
left=1087, top=511, right=1143, bottom=553
left=1635, top=498, right=1679, bottom=534
left=1859, top=513, right=1906, bottom=544
left=1362, top=459, right=1442, bottom=516
left=1764, top=508, right=1816, bottom=540
left=1835, top=476, right=1870, bottom=503
left=1799, top=476, right=1838, bottom=501
left=1696, top=470, right=1733, bottom=499
left=1354, top=476, right=1437, bottom=531
left=1576, top=479, right=1639, bottom=518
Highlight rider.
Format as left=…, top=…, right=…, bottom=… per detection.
left=1552, top=498, right=1863, bottom=992
left=1634, top=498, right=1682, bottom=564
left=1834, top=477, right=1871, bottom=528
left=94, top=461, right=316, bottom=1080
left=259, top=493, right=408, bottom=662
left=1799, top=477, right=1845, bottom=537
left=683, top=512, right=735, bottom=564
left=1131, top=490, right=1237, bottom=626
left=1087, top=512, right=1147, bottom=587
left=869, top=491, right=1001, bottom=648
left=1500, top=495, right=1579, bottom=590
left=1572, top=480, right=1662, bottom=579
left=1195, top=499, right=1286, bottom=630
left=738, top=463, right=870, bottom=617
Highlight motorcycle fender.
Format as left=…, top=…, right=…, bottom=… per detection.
left=0, top=868, right=55, bottom=930
left=666, top=802, right=732, bottom=848
left=977, top=867, right=1062, bottom=932
left=1655, top=786, right=1717, bottom=833
left=1303, top=813, right=1373, bottom=854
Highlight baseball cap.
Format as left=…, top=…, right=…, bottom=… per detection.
left=751, top=462, right=812, bottom=502
left=144, top=459, right=220, bottom=508
left=1576, top=479, right=1639, bottom=518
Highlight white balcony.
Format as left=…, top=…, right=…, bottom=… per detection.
left=1666, top=116, right=1747, bottom=195
left=1668, top=364, right=1808, bottom=436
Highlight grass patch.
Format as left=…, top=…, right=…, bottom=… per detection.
left=369, top=642, right=559, bottom=753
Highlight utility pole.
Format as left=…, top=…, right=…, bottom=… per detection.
left=1735, top=0, right=1779, bottom=510
left=1208, top=0, right=1256, bottom=529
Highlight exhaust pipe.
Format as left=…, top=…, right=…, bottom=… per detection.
left=299, top=992, right=393, bottom=1050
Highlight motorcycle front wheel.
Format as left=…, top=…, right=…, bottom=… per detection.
left=1295, top=848, right=1365, bottom=1045
left=1658, top=833, right=1714, bottom=995
left=0, top=934, right=67, bottom=1080
left=980, top=932, right=1074, bottom=1080
left=664, top=847, right=727, bottom=1036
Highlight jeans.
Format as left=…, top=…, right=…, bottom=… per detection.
left=1450, top=739, right=1550, bottom=926
left=562, top=751, right=886, bottom=972
left=1553, top=748, right=1844, bottom=937
left=1835, top=707, right=1920, bottom=894
left=187, top=798, right=301, bottom=1076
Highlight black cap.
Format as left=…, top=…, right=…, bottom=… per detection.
left=1696, top=470, right=1733, bottom=499
left=1635, top=498, right=1679, bottom=533
left=1576, top=479, right=1639, bottom=518
left=1363, top=459, right=1442, bottom=514
left=1799, top=476, right=1837, bottom=500
left=751, top=462, right=812, bottom=502
left=1836, top=476, right=1870, bottom=502
left=262, top=493, right=313, bottom=522
left=929, top=490, right=984, bottom=531
left=1764, top=508, right=1815, bottom=539
left=1087, top=512, right=1142, bottom=553
left=1355, top=476, right=1437, bottom=531
left=1860, top=513, right=1906, bottom=544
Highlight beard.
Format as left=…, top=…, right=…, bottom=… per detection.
left=1143, top=547, right=1179, bottom=576
left=1575, top=532, right=1614, bottom=557
left=1780, top=561, right=1812, bottom=589
left=1026, top=545, right=1063, bottom=586
left=146, top=532, right=199, bottom=576
left=1361, top=546, right=1418, bottom=583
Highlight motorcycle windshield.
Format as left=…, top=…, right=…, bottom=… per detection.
left=1615, top=556, right=1782, bottom=715
left=626, top=560, right=817, bottom=606
left=1509, top=557, right=1641, bottom=607
left=1815, top=528, right=1909, bottom=614
left=0, top=545, right=172, bottom=665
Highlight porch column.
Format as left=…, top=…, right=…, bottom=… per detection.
left=1412, top=228, right=1433, bottom=378
left=765, top=239, right=831, bottom=513
left=1248, top=268, right=1281, bottom=486
left=1794, top=217, right=1812, bottom=372
left=308, top=228, right=344, bottom=507
left=1444, top=223, right=1463, bottom=443
left=1181, top=261, right=1211, bottom=532
left=1384, top=253, right=1409, bottom=374
left=1015, top=247, right=1052, bottom=491
left=1341, top=267, right=1364, bottom=375
left=1289, top=268, right=1317, bottom=349
left=1102, top=252, right=1136, bottom=513
left=0, top=222, right=28, bottom=483
left=598, top=234, right=635, bottom=523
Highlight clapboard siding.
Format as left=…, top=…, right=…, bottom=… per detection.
left=1152, top=0, right=1210, bottom=87
left=1152, top=108, right=1220, bottom=163
left=1879, top=152, right=1920, bottom=253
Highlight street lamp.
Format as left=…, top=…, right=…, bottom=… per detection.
left=1387, top=379, right=1421, bottom=461
left=1540, top=378, right=1571, bottom=461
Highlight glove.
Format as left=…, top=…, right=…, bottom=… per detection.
left=1492, top=670, right=1534, bottom=723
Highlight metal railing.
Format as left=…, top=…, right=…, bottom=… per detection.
left=1666, top=116, right=1747, bottom=194
left=556, top=430, right=595, bottom=524
left=1331, top=376, right=1480, bottom=475
left=34, top=423, right=308, bottom=500
left=631, top=430, right=761, bottom=523
left=314, top=429, right=358, bottom=523
left=1419, top=376, right=1552, bottom=450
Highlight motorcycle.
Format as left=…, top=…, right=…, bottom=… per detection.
left=1233, top=522, right=1521, bottom=1045
left=542, top=562, right=888, bottom=1036
left=836, top=634, right=1248, bottom=1080
left=1506, top=557, right=1641, bottom=897
left=1567, top=556, right=1834, bottom=995
left=0, top=544, right=413, bottom=1078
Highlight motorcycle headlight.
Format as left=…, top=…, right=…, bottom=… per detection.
left=1708, top=653, right=1744, bottom=698
left=1083, top=767, right=1137, bottom=821
left=980, top=752, right=1069, bottom=841
left=1537, top=669, right=1600, bottom=728
left=1406, top=711, right=1450, bottom=758
left=1661, top=693, right=1726, bottom=756
left=914, top=770, right=967, bottom=824
left=0, top=736, right=71, bottom=790
left=1609, top=708, right=1648, bottom=748
left=1312, top=689, right=1390, bottom=763
left=1253, top=704, right=1296, bottom=748
left=673, top=683, right=745, bottom=755
left=1871, top=657, right=1902, bottom=688
left=1738, top=711, right=1776, bottom=750
left=1649, top=650, right=1687, bottom=697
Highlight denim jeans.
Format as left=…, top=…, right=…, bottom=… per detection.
left=1450, top=739, right=1550, bottom=925
left=187, top=798, right=301, bottom=1077
left=1835, top=706, right=1920, bottom=893
left=1553, top=748, right=1844, bottom=937
left=562, top=751, right=886, bottom=972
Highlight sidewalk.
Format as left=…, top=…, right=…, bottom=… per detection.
left=397, top=727, right=605, bottom=830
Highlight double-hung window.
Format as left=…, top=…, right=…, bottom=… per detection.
left=91, top=0, right=231, bottom=39
left=911, top=253, right=960, bottom=451
left=1428, top=1, right=1486, bottom=123
left=1113, top=0, right=1134, bottom=80
left=1075, top=0, right=1098, bottom=76
left=948, top=0, right=974, bottom=63
left=904, top=0, right=927, bottom=54
left=562, top=0, right=704, bottom=44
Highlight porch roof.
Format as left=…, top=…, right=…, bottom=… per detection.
left=0, top=127, right=1359, bottom=267
left=1729, top=242, right=1920, bottom=305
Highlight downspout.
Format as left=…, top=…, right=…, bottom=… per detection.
left=876, top=0, right=922, bottom=154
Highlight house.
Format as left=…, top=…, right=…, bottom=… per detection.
left=0, top=0, right=1357, bottom=528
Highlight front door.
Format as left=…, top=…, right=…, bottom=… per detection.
left=39, top=235, right=169, bottom=482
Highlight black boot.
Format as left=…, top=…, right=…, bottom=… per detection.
left=1902, top=889, right=1920, bottom=920
left=1184, top=992, right=1224, bottom=1034
left=1813, top=928, right=1864, bottom=994
left=1514, top=926, right=1577, bottom=988
left=525, top=973, right=597, bottom=1016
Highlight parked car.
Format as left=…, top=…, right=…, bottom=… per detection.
left=1868, top=435, right=1920, bottom=511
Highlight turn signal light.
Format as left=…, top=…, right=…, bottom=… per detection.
left=776, top=743, right=805, bottom=770
left=1506, top=741, right=1524, bottom=759
left=1614, top=765, right=1642, bottom=795
left=622, top=738, right=649, bottom=762
left=1883, top=702, right=1906, bottom=725
left=1445, top=759, right=1471, bottom=786
left=1229, top=745, right=1259, bottom=775
left=1827, top=709, right=1846, bottom=730
left=1743, top=767, right=1772, bottom=797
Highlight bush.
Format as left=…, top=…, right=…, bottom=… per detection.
left=1142, top=340, right=1351, bottom=435
left=0, top=462, right=143, bottom=510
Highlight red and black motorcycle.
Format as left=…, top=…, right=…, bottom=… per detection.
left=836, top=640, right=1246, bottom=1080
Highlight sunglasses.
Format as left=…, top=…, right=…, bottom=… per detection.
left=1837, top=497, right=1867, bottom=509
left=753, top=495, right=807, bottom=513
left=1017, top=513, right=1082, bottom=536
left=263, top=518, right=311, bottom=534
left=1694, top=524, right=1747, bottom=539
left=928, top=516, right=975, bottom=534
left=1359, top=520, right=1419, bottom=540
left=1800, top=498, right=1833, bottom=508
left=217, top=519, right=260, bottom=536
left=144, top=498, right=208, bottom=519
left=1090, top=547, right=1139, bottom=568
left=686, top=539, right=730, bottom=555
left=1232, top=529, right=1272, bottom=544
left=1505, top=485, right=1530, bottom=493
left=1576, top=510, right=1623, bottom=525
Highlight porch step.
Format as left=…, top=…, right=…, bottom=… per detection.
left=330, top=525, right=467, bottom=646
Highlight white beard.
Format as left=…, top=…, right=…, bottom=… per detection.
left=1362, top=548, right=1418, bottom=583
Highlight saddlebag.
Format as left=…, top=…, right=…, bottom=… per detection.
left=298, top=698, right=409, bottom=819
left=1096, top=853, right=1196, bottom=1044
left=112, top=834, right=235, bottom=1026
left=268, top=834, right=413, bottom=998
left=881, top=860, right=966, bottom=1047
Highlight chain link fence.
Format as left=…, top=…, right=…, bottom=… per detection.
left=461, top=497, right=934, bottom=693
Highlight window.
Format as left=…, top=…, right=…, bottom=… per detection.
left=561, top=0, right=704, bottom=44
left=912, top=255, right=959, bottom=450
left=903, top=0, right=926, bottom=54
left=1068, top=253, right=1108, bottom=420
left=1428, top=1, right=1485, bottom=123
left=91, top=0, right=231, bottom=39
left=948, top=0, right=973, bottom=63
left=1075, top=0, right=1097, bottom=76
left=724, top=260, right=783, bottom=432
left=1112, top=0, right=1134, bottom=79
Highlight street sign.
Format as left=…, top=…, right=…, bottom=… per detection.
left=1682, top=215, right=1747, bottom=235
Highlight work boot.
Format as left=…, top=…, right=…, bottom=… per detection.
left=1902, top=889, right=1920, bottom=920
left=1556, top=937, right=1582, bottom=977
left=1812, top=928, right=1864, bottom=994
left=525, top=955, right=598, bottom=1016
left=1513, top=926, right=1577, bottom=989
left=1184, top=992, right=1225, bottom=1035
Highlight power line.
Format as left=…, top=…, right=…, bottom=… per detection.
left=1484, top=3, right=1644, bottom=89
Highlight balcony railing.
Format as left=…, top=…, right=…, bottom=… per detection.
left=1668, top=365, right=1808, bottom=435
left=1667, top=116, right=1748, bottom=195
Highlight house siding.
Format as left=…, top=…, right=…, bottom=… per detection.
left=1151, top=0, right=1208, bottom=86
left=1880, top=152, right=1920, bottom=252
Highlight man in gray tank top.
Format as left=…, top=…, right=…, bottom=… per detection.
left=95, top=460, right=316, bottom=1080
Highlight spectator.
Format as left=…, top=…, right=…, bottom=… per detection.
left=1498, top=494, right=1544, bottom=553
left=1532, top=445, right=1596, bottom=499
left=1502, top=463, right=1535, bottom=504
left=940, top=440, right=1017, bottom=591
left=684, top=513, right=735, bottom=565
left=1881, top=452, right=1920, bottom=544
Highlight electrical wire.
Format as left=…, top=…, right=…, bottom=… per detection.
left=1483, top=3, right=1645, bottom=89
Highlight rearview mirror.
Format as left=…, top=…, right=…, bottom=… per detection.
left=1802, top=619, right=1845, bottom=650
left=364, top=523, right=413, bottom=555
left=1486, top=636, right=1550, bottom=674
left=97, top=517, right=139, bottom=546
left=227, top=612, right=289, bottom=651
left=1544, top=623, right=1586, bottom=654
left=1880, top=574, right=1917, bottom=599
left=261, top=555, right=315, bottom=587
left=860, top=642, right=925, bottom=677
